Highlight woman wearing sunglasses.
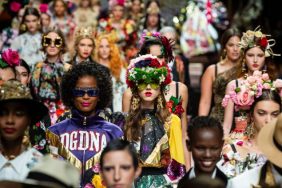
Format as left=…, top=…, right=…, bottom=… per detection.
left=125, top=55, right=185, bottom=187
left=46, top=62, right=123, bottom=186
left=30, top=28, right=67, bottom=125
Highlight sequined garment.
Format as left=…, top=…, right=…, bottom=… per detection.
left=210, top=65, right=238, bottom=123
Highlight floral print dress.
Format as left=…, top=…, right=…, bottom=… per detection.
left=31, top=60, right=65, bottom=125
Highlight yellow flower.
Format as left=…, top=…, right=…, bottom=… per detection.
left=92, top=174, right=105, bottom=188
left=255, top=31, right=263, bottom=38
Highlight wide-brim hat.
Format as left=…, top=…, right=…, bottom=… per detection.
left=0, top=155, right=80, bottom=188
left=0, top=80, right=48, bottom=124
left=257, top=113, right=282, bottom=168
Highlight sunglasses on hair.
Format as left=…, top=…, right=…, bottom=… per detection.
left=137, top=82, right=160, bottom=91
left=72, top=87, right=99, bottom=97
left=42, top=36, right=63, bottom=48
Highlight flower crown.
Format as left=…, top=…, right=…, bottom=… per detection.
left=0, top=48, right=20, bottom=68
left=126, top=54, right=172, bottom=89
left=95, top=31, right=118, bottom=44
left=222, top=70, right=282, bottom=111
left=139, top=31, right=174, bottom=62
left=75, top=27, right=96, bottom=41
left=108, top=0, right=125, bottom=9
left=238, top=26, right=280, bottom=57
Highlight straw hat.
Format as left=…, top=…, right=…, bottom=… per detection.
left=0, top=80, right=48, bottom=124
left=257, top=113, right=282, bottom=168
left=0, top=155, right=80, bottom=188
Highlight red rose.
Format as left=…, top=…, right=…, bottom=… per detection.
left=260, top=37, right=268, bottom=49
left=10, top=1, right=21, bottom=12
left=2, top=49, right=20, bottom=67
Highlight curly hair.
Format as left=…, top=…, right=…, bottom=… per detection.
left=60, top=62, right=113, bottom=110
left=94, top=33, right=124, bottom=82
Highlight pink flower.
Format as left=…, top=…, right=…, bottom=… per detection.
left=39, top=3, right=49, bottom=13
left=10, top=1, right=21, bottom=12
left=262, top=73, right=270, bottom=81
left=247, top=76, right=256, bottom=84
left=263, top=83, right=271, bottom=89
left=222, top=95, right=230, bottom=107
left=1, top=49, right=20, bottom=66
left=273, top=79, right=282, bottom=88
left=235, top=88, right=254, bottom=110
left=253, top=70, right=262, bottom=77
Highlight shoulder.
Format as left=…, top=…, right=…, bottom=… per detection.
left=215, top=167, right=228, bottom=185
left=48, top=119, right=70, bottom=134
left=178, top=82, right=188, bottom=93
left=98, top=120, right=124, bottom=138
left=178, top=169, right=192, bottom=186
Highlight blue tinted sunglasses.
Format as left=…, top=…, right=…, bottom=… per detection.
left=73, top=88, right=99, bottom=97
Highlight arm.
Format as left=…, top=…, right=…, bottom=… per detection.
left=222, top=80, right=235, bottom=136
left=122, top=88, right=132, bottom=113
left=178, top=82, right=191, bottom=170
left=198, top=65, right=215, bottom=116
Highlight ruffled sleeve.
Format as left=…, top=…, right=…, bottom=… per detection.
left=168, top=114, right=185, bottom=165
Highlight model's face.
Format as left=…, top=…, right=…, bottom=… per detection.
left=132, top=0, right=141, bottom=13
left=225, top=36, right=240, bottom=61
left=252, top=100, right=280, bottom=131
left=189, top=128, right=223, bottom=175
left=77, top=38, right=94, bottom=60
left=147, top=13, right=159, bottom=28
left=149, top=44, right=165, bottom=63
left=0, top=102, right=31, bottom=142
left=245, top=46, right=265, bottom=72
left=54, top=0, right=65, bottom=17
left=101, top=150, right=141, bottom=188
left=45, top=32, right=62, bottom=57
left=112, top=5, right=124, bottom=20
left=98, top=38, right=111, bottom=60
left=81, top=0, right=90, bottom=8
left=138, top=82, right=160, bottom=105
left=15, top=66, right=30, bottom=86
left=24, top=15, right=39, bottom=34
left=0, top=68, right=16, bottom=82
left=41, top=13, right=51, bottom=27
left=73, top=76, right=99, bottom=115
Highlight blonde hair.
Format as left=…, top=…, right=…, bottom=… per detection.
left=94, top=32, right=124, bottom=82
left=73, top=27, right=96, bottom=60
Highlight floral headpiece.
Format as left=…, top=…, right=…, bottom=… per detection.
left=108, top=0, right=125, bottom=10
left=222, top=70, right=282, bottom=111
left=238, top=27, right=280, bottom=57
left=0, top=48, right=20, bottom=68
left=75, top=27, right=96, bottom=41
left=39, top=3, right=51, bottom=16
left=139, top=31, right=174, bottom=62
left=126, top=54, right=171, bottom=89
left=95, top=31, right=118, bottom=44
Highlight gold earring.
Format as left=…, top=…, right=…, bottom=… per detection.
left=157, top=95, right=164, bottom=110
left=131, top=96, right=140, bottom=111
left=221, top=49, right=227, bottom=61
left=263, top=65, right=267, bottom=73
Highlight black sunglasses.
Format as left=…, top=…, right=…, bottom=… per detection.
left=72, top=88, right=99, bottom=97
left=42, top=36, right=63, bottom=48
